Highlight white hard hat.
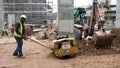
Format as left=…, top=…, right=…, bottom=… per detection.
left=20, top=15, right=27, bottom=19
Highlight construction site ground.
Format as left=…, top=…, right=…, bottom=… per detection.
left=0, top=28, right=120, bottom=68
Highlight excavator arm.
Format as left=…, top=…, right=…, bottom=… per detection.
left=89, top=0, right=99, bottom=36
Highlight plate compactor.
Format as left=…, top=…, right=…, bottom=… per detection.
left=28, top=37, right=79, bottom=58
left=52, top=38, right=79, bottom=58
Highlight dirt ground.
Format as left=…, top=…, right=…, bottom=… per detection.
left=0, top=28, right=120, bottom=68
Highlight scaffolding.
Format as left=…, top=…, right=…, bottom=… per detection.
left=3, top=0, right=53, bottom=27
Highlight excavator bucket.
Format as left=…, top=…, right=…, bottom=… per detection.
left=93, top=30, right=113, bottom=49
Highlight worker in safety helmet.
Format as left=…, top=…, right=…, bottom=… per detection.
left=2, top=22, right=9, bottom=37
left=13, top=15, right=27, bottom=57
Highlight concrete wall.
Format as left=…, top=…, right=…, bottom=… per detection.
left=116, top=0, right=120, bottom=28
left=57, top=0, right=74, bottom=36
left=0, top=0, right=4, bottom=34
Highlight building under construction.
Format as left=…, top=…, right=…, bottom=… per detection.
left=3, top=0, right=53, bottom=29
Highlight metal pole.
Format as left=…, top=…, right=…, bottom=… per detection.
left=28, top=37, right=52, bottom=50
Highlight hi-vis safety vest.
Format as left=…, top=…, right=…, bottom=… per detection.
left=3, top=26, right=8, bottom=32
left=14, top=22, right=23, bottom=38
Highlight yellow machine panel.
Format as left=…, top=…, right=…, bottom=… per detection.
left=52, top=38, right=79, bottom=58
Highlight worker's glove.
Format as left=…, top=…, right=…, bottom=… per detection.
left=22, top=35, right=28, bottom=41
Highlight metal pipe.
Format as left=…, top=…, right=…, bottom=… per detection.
left=28, top=37, right=52, bottom=50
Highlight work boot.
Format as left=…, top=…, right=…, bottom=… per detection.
left=13, top=53, right=18, bottom=56
left=17, top=54, right=23, bottom=58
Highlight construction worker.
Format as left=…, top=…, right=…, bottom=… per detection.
left=2, top=22, right=9, bottom=37
left=13, top=15, right=27, bottom=57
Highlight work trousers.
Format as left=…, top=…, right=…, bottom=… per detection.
left=13, top=36, right=23, bottom=56
left=2, top=31, right=8, bottom=36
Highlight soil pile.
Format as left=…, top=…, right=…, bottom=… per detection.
left=79, top=28, right=120, bottom=56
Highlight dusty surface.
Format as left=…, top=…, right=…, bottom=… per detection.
left=0, top=28, right=120, bottom=68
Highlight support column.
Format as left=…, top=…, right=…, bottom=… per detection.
left=116, top=0, right=120, bottom=28
left=57, top=0, right=74, bottom=37
left=8, top=14, right=15, bottom=29
left=0, top=0, right=4, bottom=34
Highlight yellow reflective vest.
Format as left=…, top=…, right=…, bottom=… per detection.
left=14, top=21, right=23, bottom=38
left=3, top=26, right=8, bottom=32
